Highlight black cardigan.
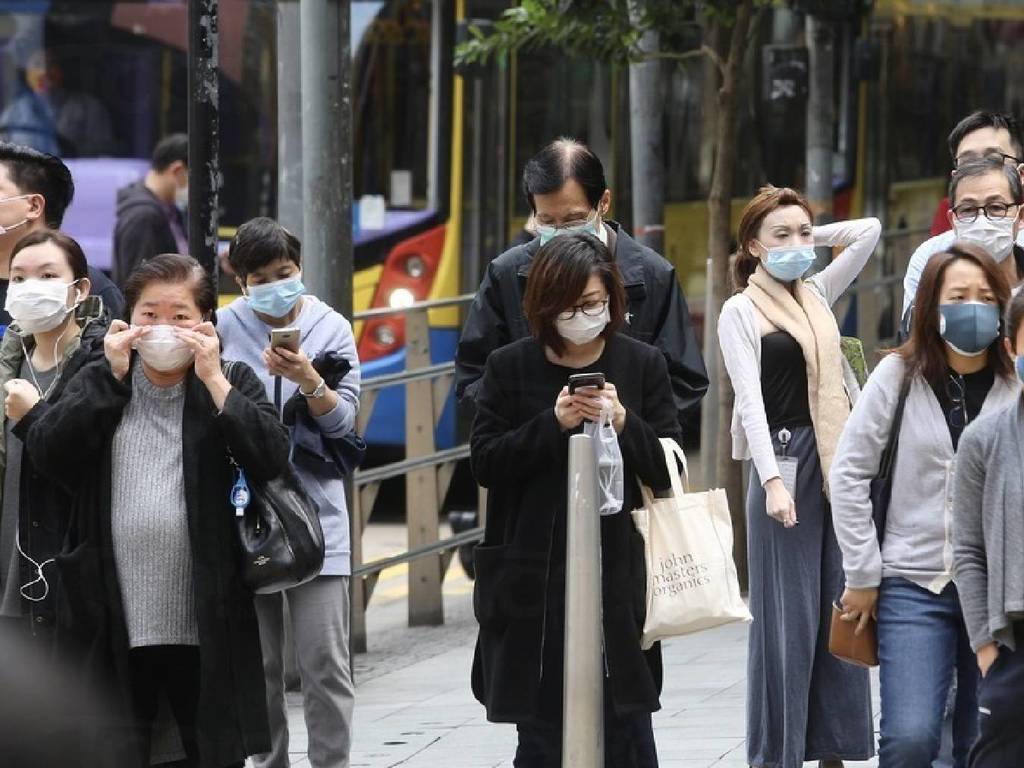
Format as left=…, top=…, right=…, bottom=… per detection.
left=469, top=332, right=681, bottom=724
left=22, top=357, right=289, bottom=768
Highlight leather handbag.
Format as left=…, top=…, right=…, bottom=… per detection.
left=223, top=362, right=325, bottom=593
left=828, top=603, right=878, bottom=667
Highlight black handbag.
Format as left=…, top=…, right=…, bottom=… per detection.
left=868, top=373, right=912, bottom=545
left=223, top=362, right=325, bottom=593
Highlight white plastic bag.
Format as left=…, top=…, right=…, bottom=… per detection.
left=631, top=438, right=751, bottom=648
left=583, top=408, right=624, bottom=516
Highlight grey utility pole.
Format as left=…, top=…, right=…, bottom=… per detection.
left=299, top=0, right=352, bottom=318
left=806, top=14, right=834, bottom=231
left=278, top=1, right=303, bottom=236
left=187, top=0, right=220, bottom=281
left=627, top=17, right=665, bottom=254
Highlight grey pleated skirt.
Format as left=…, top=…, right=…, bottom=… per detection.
left=745, top=425, right=875, bottom=768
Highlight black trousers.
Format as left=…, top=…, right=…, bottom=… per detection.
left=971, top=636, right=1024, bottom=768
left=513, top=700, right=659, bottom=768
left=128, top=645, right=203, bottom=767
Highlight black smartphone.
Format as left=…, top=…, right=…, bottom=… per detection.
left=568, top=372, right=605, bottom=394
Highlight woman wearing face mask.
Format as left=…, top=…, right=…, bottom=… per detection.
left=22, top=253, right=289, bottom=767
left=953, top=289, right=1024, bottom=767
left=470, top=233, right=680, bottom=767
left=717, top=185, right=880, bottom=768
left=217, top=218, right=360, bottom=768
left=830, top=244, right=1017, bottom=767
left=0, top=228, right=105, bottom=644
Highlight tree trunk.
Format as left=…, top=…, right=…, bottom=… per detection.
left=709, top=0, right=753, bottom=590
left=628, top=19, right=665, bottom=253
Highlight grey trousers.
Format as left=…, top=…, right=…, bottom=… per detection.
left=253, top=576, right=355, bottom=768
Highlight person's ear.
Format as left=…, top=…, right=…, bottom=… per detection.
left=24, top=193, right=44, bottom=224
left=947, top=208, right=957, bottom=230
left=748, top=239, right=765, bottom=260
left=75, top=276, right=91, bottom=301
left=1004, top=335, right=1015, bottom=360
left=599, top=189, right=611, bottom=218
left=234, top=274, right=247, bottom=294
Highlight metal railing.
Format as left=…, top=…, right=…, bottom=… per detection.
left=349, top=293, right=484, bottom=652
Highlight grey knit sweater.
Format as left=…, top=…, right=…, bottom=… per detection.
left=111, top=362, right=197, bottom=647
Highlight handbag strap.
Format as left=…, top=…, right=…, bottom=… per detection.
left=658, top=438, right=690, bottom=498
left=877, top=372, right=912, bottom=480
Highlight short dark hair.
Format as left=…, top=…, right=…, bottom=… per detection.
left=522, top=138, right=607, bottom=214
left=10, top=228, right=88, bottom=281
left=0, top=142, right=74, bottom=227
left=522, top=233, right=625, bottom=358
left=949, top=154, right=1024, bottom=205
left=948, top=111, right=1024, bottom=160
left=895, top=243, right=1013, bottom=387
left=151, top=134, right=189, bottom=172
left=228, top=217, right=301, bottom=278
left=123, top=253, right=216, bottom=322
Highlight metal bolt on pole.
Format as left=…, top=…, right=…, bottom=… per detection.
left=562, top=434, right=604, bottom=767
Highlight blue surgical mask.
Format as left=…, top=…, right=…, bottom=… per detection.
left=245, top=275, right=306, bottom=318
left=1016, top=355, right=1024, bottom=383
left=537, top=211, right=601, bottom=246
left=938, top=302, right=1000, bottom=357
left=760, top=243, right=815, bottom=282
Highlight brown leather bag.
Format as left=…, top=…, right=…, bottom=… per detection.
left=828, top=602, right=878, bottom=668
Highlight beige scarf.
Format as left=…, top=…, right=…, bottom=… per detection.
left=744, top=265, right=850, bottom=487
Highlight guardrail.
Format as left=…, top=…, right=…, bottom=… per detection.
left=349, top=293, right=484, bottom=652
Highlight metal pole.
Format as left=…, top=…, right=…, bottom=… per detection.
left=626, top=18, right=665, bottom=253
left=563, top=434, right=604, bottom=766
left=299, top=0, right=352, bottom=316
left=187, top=0, right=220, bottom=280
left=277, top=0, right=303, bottom=234
left=701, top=255, right=719, bottom=489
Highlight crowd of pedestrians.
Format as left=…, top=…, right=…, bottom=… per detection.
left=3, top=105, right=1024, bottom=768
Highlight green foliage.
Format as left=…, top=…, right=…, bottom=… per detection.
left=454, top=1, right=775, bottom=67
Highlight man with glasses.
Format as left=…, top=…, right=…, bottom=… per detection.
left=456, top=137, right=708, bottom=432
left=903, top=111, right=1024, bottom=322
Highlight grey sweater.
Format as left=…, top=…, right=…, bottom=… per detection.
left=111, top=363, right=197, bottom=648
left=829, top=353, right=1018, bottom=593
left=954, top=398, right=1024, bottom=652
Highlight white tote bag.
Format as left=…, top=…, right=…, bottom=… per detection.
left=631, top=438, right=751, bottom=649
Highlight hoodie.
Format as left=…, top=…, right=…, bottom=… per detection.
left=217, top=294, right=360, bottom=576
left=112, top=180, right=183, bottom=287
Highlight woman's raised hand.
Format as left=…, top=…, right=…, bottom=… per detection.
left=105, top=320, right=148, bottom=380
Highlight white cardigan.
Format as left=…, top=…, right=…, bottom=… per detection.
left=718, top=217, right=882, bottom=485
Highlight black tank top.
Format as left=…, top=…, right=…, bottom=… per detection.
left=760, top=331, right=812, bottom=430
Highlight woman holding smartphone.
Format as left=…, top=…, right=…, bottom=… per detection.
left=469, top=232, right=680, bottom=767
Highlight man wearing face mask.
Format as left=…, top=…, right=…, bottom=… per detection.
left=0, top=142, right=122, bottom=329
left=903, top=111, right=1024, bottom=324
left=456, top=137, right=708, bottom=435
left=112, top=133, right=189, bottom=287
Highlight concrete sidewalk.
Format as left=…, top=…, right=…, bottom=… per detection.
left=275, top=570, right=881, bottom=768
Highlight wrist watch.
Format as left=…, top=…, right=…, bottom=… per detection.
left=300, top=378, right=327, bottom=399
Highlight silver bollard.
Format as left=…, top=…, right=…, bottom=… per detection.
left=562, top=434, right=604, bottom=766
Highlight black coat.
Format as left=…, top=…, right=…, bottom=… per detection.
left=23, top=357, right=289, bottom=768
left=469, top=333, right=681, bottom=723
left=455, top=222, right=708, bottom=430
left=7, top=313, right=109, bottom=634
left=112, top=181, right=183, bottom=287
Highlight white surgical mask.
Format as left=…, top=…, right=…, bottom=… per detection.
left=555, top=305, right=610, bottom=346
left=955, top=215, right=1016, bottom=263
left=5, top=278, right=79, bottom=334
left=133, top=324, right=195, bottom=372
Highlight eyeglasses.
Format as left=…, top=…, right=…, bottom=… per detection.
left=954, top=150, right=1023, bottom=168
left=946, top=374, right=966, bottom=430
left=557, top=297, right=609, bottom=320
left=536, top=209, right=599, bottom=235
left=951, top=201, right=1019, bottom=224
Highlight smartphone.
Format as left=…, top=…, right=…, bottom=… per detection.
left=568, top=372, right=605, bottom=394
left=269, top=327, right=301, bottom=353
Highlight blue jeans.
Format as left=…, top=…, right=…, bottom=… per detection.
left=877, top=577, right=978, bottom=768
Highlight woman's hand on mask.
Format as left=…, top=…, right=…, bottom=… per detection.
left=104, top=320, right=148, bottom=380
left=554, top=386, right=585, bottom=431
left=175, top=322, right=224, bottom=385
left=3, top=378, right=40, bottom=421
